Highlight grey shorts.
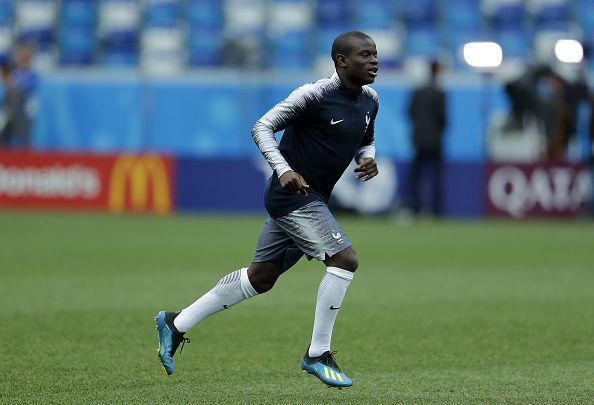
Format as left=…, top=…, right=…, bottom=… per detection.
left=252, top=201, right=352, bottom=271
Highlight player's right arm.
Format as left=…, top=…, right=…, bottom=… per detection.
left=251, top=83, right=316, bottom=194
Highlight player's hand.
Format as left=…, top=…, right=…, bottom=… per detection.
left=279, top=171, right=309, bottom=196
left=354, top=157, right=378, bottom=181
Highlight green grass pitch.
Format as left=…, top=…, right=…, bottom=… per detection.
left=1, top=211, right=593, bottom=403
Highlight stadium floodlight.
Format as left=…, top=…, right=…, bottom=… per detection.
left=462, top=42, right=503, bottom=69
left=554, top=39, right=583, bottom=64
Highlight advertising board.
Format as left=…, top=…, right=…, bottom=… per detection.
left=486, top=163, right=592, bottom=218
left=0, top=152, right=174, bottom=214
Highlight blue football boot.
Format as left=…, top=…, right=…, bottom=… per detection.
left=155, top=311, right=190, bottom=375
left=301, top=349, right=353, bottom=388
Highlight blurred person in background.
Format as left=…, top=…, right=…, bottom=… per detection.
left=538, top=70, right=568, bottom=160
left=538, top=68, right=591, bottom=161
left=3, top=42, right=38, bottom=149
left=154, top=31, right=379, bottom=388
left=407, top=60, right=447, bottom=217
left=561, top=70, right=590, bottom=159
left=504, top=64, right=590, bottom=161
left=503, top=65, right=550, bottom=132
left=0, top=63, right=26, bottom=148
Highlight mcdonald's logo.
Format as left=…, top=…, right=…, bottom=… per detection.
left=108, top=154, right=172, bottom=214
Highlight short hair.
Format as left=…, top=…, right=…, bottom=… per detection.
left=331, top=31, right=373, bottom=65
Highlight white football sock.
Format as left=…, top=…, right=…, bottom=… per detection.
left=174, top=267, right=257, bottom=333
left=308, top=266, right=353, bottom=358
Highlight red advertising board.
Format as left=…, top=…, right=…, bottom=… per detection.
left=486, top=162, right=592, bottom=218
left=0, top=151, right=174, bottom=214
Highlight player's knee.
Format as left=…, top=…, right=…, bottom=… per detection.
left=341, top=253, right=359, bottom=272
left=327, top=249, right=359, bottom=272
left=251, top=276, right=277, bottom=294
left=247, top=262, right=281, bottom=294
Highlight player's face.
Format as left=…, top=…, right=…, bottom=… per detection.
left=344, top=37, right=378, bottom=86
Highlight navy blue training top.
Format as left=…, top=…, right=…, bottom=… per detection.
left=252, top=73, right=379, bottom=218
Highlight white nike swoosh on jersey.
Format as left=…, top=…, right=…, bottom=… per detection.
left=330, top=119, right=344, bottom=125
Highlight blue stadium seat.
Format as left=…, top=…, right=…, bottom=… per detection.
left=99, top=0, right=139, bottom=66
left=313, top=27, right=346, bottom=72
left=403, top=0, right=437, bottom=30
left=576, top=0, right=594, bottom=35
left=442, top=0, right=483, bottom=30
left=62, top=0, right=96, bottom=28
left=495, top=29, right=530, bottom=60
left=268, top=0, right=312, bottom=70
left=103, top=30, right=138, bottom=52
left=18, top=30, right=54, bottom=52
left=405, top=28, right=439, bottom=58
left=353, top=0, right=396, bottom=29
left=0, top=0, right=13, bottom=26
left=188, top=0, right=222, bottom=29
left=100, top=30, right=138, bottom=68
left=188, top=27, right=221, bottom=67
left=317, top=0, right=351, bottom=29
left=270, top=30, right=311, bottom=56
left=59, top=26, right=95, bottom=65
left=144, top=0, right=178, bottom=28
left=534, top=1, right=570, bottom=30
left=269, top=30, right=312, bottom=70
left=490, top=1, right=525, bottom=30
left=16, top=0, right=57, bottom=51
left=315, top=27, right=345, bottom=58
left=59, top=1, right=97, bottom=66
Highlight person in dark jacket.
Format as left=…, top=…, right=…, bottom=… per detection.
left=407, top=60, right=447, bottom=216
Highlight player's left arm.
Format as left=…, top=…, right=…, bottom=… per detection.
left=354, top=95, right=379, bottom=181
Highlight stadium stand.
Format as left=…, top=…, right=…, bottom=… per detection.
left=268, top=0, right=313, bottom=70
left=403, top=0, right=437, bottom=30
left=0, top=0, right=12, bottom=64
left=354, top=0, right=397, bottom=30
left=187, top=0, right=222, bottom=66
left=15, top=0, right=56, bottom=69
left=0, top=0, right=590, bottom=72
left=443, top=0, right=483, bottom=31
left=98, top=0, right=140, bottom=67
left=59, top=0, right=97, bottom=65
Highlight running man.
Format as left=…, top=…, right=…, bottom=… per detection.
left=155, top=31, right=379, bottom=388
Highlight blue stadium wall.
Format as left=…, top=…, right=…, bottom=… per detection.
left=174, top=158, right=485, bottom=217
left=31, top=73, right=506, bottom=217
left=34, top=73, right=505, bottom=161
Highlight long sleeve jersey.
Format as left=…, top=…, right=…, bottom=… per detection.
left=252, top=72, right=379, bottom=218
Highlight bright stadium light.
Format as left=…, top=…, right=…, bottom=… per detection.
left=463, top=42, right=503, bottom=69
left=554, top=39, right=583, bottom=63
